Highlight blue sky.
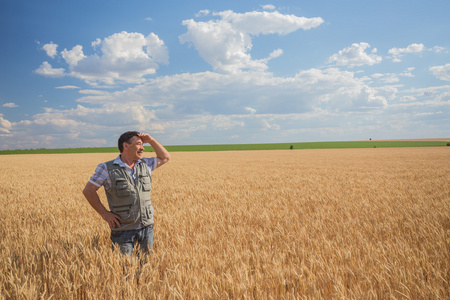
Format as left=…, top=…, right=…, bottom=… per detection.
left=0, top=0, right=449, bottom=150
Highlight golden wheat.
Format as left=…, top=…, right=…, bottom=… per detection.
left=0, top=148, right=448, bottom=299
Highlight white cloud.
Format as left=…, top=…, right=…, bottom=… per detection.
left=180, top=19, right=259, bottom=73
left=180, top=10, right=323, bottom=73
left=76, top=68, right=390, bottom=115
left=145, top=33, right=170, bottom=65
left=42, top=42, right=58, bottom=58
left=388, top=43, right=425, bottom=62
left=405, top=85, right=450, bottom=102
left=378, top=73, right=400, bottom=83
left=20, top=8, right=448, bottom=149
left=215, top=10, right=324, bottom=34
left=261, top=118, right=280, bottom=130
left=430, top=63, right=450, bottom=81
left=34, top=61, right=65, bottom=78
left=0, top=114, right=12, bottom=134
left=61, top=45, right=86, bottom=66
left=212, top=115, right=244, bottom=130
left=329, top=42, right=382, bottom=67
left=55, top=85, right=80, bottom=89
left=0, top=104, right=164, bottom=149
left=91, top=38, right=102, bottom=49
left=431, top=46, right=445, bottom=53
left=389, top=43, right=424, bottom=55
left=4, top=70, right=449, bottom=148
left=400, top=96, right=416, bottom=102
left=267, top=48, right=283, bottom=59
left=245, top=107, right=256, bottom=115
left=35, top=31, right=169, bottom=86
left=3, top=102, right=18, bottom=108
left=370, top=68, right=415, bottom=84
left=399, top=67, right=415, bottom=77
left=195, top=10, right=210, bottom=17
left=78, top=89, right=110, bottom=95
left=74, top=31, right=168, bottom=85
left=261, top=5, right=276, bottom=11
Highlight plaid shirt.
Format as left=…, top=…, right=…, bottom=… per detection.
left=89, top=155, right=157, bottom=190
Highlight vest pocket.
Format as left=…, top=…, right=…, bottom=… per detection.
left=144, top=205, right=153, bottom=222
left=140, top=175, right=152, bottom=191
left=114, top=179, right=132, bottom=197
left=112, top=204, right=132, bottom=222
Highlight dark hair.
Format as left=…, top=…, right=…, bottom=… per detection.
left=118, top=131, right=140, bottom=153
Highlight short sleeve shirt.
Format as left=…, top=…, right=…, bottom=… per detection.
left=89, top=155, right=157, bottom=190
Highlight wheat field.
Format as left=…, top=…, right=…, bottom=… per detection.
left=0, top=147, right=448, bottom=299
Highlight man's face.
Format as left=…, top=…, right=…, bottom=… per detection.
left=125, top=136, right=144, bottom=159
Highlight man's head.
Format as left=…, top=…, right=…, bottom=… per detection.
left=118, top=131, right=141, bottom=153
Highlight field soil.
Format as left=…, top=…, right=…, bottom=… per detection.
left=1, top=148, right=449, bottom=299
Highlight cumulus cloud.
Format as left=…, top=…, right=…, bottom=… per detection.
left=215, top=10, right=324, bottom=34
left=329, top=42, right=382, bottom=67
left=55, top=66, right=394, bottom=146
left=0, top=103, right=165, bottom=149
left=42, top=42, right=58, bottom=58
left=20, top=8, right=448, bottom=149
left=35, top=105, right=161, bottom=130
left=76, top=68, right=390, bottom=116
left=0, top=114, right=12, bottom=134
left=35, top=31, right=169, bottom=85
left=430, top=63, right=450, bottom=81
left=69, top=32, right=169, bottom=85
left=34, top=61, right=65, bottom=77
left=61, top=45, right=86, bottom=66
left=4, top=67, right=449, bottom=148
left=388, top=43, right=425, bottom=62
left=91, top=38, right=102, bottom=49
left=180, top=10, right=323, bottom=73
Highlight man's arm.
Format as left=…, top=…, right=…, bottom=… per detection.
left=82, top=182, right=122, bottom=229
left=139, top=133, right=171, bottom=168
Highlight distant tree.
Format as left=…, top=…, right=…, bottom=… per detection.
left=290, top=145, right=294, bottom=150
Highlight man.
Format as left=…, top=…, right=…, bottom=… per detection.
left=83, top=131, right=170, bottom=255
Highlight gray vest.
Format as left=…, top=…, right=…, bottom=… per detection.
left=105, top=160, right=154, bottom=231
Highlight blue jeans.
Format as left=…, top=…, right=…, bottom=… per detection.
left=110, top=224, right=154, bottom=255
